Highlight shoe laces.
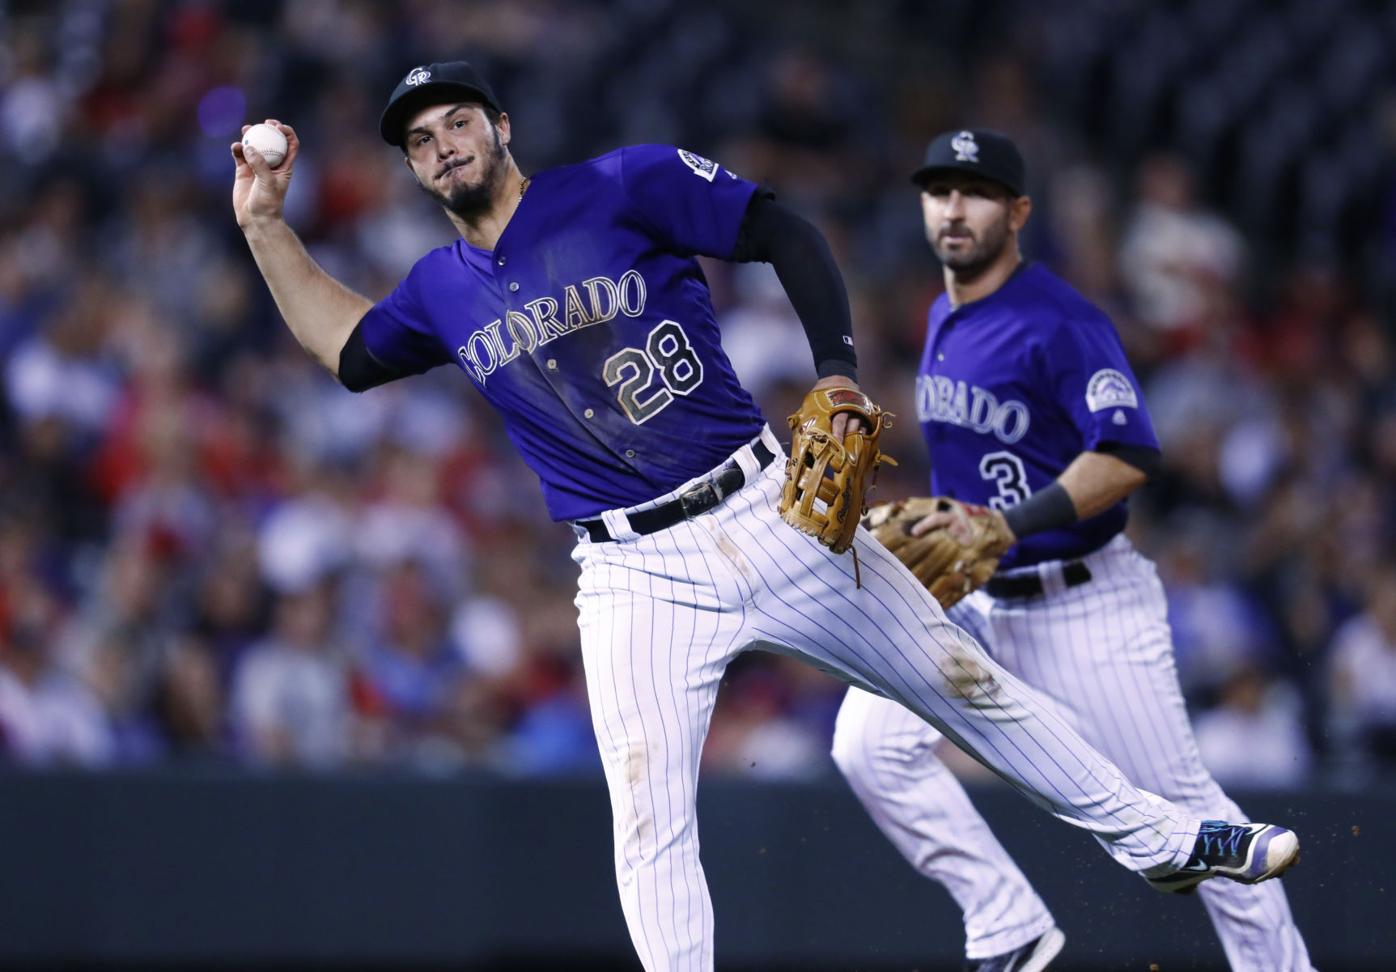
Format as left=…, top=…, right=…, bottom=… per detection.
left=1197, top=820, right=1246, bottom=857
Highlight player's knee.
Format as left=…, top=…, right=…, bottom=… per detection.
left=830, top=710, right=875, bottom=783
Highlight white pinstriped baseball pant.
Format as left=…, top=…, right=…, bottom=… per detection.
left=832, top=536, right=1313, bottom=969
left=571, top=430, right=1202, bottom=972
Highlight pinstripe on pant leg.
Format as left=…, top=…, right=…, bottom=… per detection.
left=716, top=464, right=1198, bottom=875
left=832, top=684, right=1057, bottom=959
left=989, top=538, right=1313, bottom=971
left=573, top=525, right=745, bottom=972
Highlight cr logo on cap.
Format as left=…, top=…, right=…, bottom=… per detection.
left=405, top=67, right=431, bottom=86
left=951, top=131, right=979, bottom=163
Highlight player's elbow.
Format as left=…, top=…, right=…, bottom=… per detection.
left=1101, top=463, right=1148, bottom=508
left=1112, top=462, right=1148, bottom=495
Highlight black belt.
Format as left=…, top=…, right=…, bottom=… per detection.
left=985, top=560, right=1092, bottom=599
left=575, top=440, right=777, bottom=543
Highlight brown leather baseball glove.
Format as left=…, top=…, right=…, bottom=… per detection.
left=778, top=386, right=895, bottom=554
left=862, top=497, right=1015, bottom=608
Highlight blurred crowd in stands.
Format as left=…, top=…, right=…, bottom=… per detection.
left=1, top=0, right=1395, bottom=788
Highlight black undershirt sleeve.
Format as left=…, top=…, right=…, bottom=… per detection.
left=338, top=321, right=405, bottom=392
left=1096, top=442, right=1163, bottom=479
left=730, top=192, right=858, bottom=380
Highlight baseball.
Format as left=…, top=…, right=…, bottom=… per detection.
left=242, top=123, right=287, bottom=168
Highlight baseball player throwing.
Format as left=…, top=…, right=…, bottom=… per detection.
left=834, top=129, right=1313, bottom=971
left=231, top=66, right=1300, bottom=972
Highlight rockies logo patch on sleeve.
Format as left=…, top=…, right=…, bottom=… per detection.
left=1085, top=368, right=1138, bottom=412
left=678, top=149, right=719, bottom=182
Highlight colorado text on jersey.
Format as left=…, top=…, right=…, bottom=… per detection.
left=915, top=373, right=1030, bottom=445
left=456, top=269, right=648, bottom=383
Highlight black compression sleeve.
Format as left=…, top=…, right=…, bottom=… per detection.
left=730, top=193, right=858, bottom=379
left=1096, top=442, right=1162, bottom=479
left=1001, top=480, right=1078, bottom=539
left=338, top=322, right=404, bottom=392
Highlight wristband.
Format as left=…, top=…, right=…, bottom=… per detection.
left=1002, top=481, right=1077, bottom=539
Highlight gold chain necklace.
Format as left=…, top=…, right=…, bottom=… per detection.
left=519, top=176, right=531, bottom=200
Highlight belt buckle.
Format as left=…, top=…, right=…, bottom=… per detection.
left=680, top=482, right=718, bottom=518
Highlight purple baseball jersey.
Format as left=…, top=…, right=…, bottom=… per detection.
left=357, top=144, right=766, bottom=521
left=917, top=262, right=1159, bottom=569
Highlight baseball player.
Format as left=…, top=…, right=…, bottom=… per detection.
left=230, top=65, right=1300, bottom=972
left=832, top=129, right=1313, bottom=971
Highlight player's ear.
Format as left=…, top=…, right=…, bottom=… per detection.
left=495, top=111, right=510, bottom=146
left=1009, top=194, right=1032, bottom=233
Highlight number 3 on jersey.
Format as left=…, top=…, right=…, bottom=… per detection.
left=603, top=320, right=704, bottom=424
left=979, top=450, right=1031, bottom=510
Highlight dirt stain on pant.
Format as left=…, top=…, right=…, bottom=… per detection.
left=943, top=644, right=1001, bottom=707
left=616, top=743, right=654, bottom=851
left=706, top=523, right=754, bottom=584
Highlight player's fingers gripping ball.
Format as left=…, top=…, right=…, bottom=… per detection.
left=779, top=387, right=896, bottom=554
left=863, top=496, right=1013, bottom=608
left=242, top=123, right=288, bottom=168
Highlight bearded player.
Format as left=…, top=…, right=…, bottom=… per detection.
left=231, top=66, right=1300, bottom=971
left=833, top=129, right=1313, bottom=971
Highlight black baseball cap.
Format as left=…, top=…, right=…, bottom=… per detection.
left=910, top=129, right=1025, bottom=197
left=379, top=61, right=502, bottom=148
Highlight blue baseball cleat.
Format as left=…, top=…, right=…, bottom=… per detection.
left=964, top=926, right=1065, bottom=972
left=1147, top=821, right=1300, bottom=894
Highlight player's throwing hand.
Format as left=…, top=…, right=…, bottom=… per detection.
left=230, top=119, right=300, bottom=228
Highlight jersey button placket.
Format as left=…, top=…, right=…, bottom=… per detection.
left=931, top=313, right=956, bottom=370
